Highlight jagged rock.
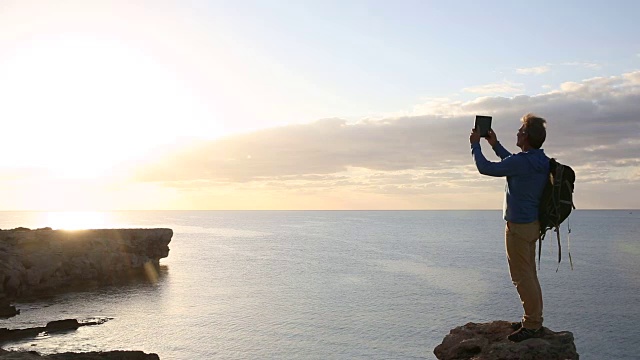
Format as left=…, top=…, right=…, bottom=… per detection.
left=0, top=298, right=19, bottom=318
left=434, top=321, right=579, bottom=360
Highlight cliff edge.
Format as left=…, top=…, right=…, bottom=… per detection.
left=434, top=321, right=578, bottom=360
left=0, top=228, right=172, bottom=300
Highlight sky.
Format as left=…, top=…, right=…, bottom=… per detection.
left=0, top=0, right=639, bottom=210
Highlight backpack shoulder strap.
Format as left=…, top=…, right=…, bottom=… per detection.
left=538, top=232, right=544, bottom=270
left=555, top=227, right=562, bottom=272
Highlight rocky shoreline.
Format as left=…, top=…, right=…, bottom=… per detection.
left=0, top=228, right=172, bottom=359
left=0, top=318, right=159, bottom=359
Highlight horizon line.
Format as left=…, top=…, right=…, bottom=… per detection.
left=1, top=209, right=637, bottom=212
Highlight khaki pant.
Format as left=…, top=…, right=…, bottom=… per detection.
left=505, top=221, right=543, bottom=329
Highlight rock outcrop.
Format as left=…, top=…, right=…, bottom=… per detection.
left=434, top=321, right=578, bottom=360
left=0, top=298, right=19, bottom=318
left=1, top=318, right=110, bottom=344
left=0, top=349, right=159, bottom=359
left=0, top=228, right=172, bottom=299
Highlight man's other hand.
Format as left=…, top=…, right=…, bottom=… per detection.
left=487, top=129, right=498, bottom=147
left=470, top=128, right=481, bottom=144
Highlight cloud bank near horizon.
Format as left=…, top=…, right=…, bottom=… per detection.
left=2, top=71, right=638, bottom=210
left=133, top=70, right=640, bottom=209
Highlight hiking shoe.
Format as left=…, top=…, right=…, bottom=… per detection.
left=507, top=327, right=542, bottom=342
left=510, top=322, right=522, bottom=331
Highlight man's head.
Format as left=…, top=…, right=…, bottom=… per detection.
left=517, top=113, right=547, bottom=150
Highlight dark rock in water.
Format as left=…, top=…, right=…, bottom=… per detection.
left=0, top=298, right=20, bottom=318
left=47, top=351, right=160, bottom=359
left=0, top=318, right=111, bottom=344
left=0, top=350, right=159, bottom=359
left=0, top=318, right=158, bottom=359
left=434, top=320, right=579, bottom=360
left=45, top=319, right=80, bottom=332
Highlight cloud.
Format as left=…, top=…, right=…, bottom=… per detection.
left=133, top=70, right=640, bottom=209
left=516, top=61, right=602, bottom=75
left=462, top=81, right=524, bottom=94
left=516, top=66, right=551, bottom=75
left=562, top=62, right=601, bottom=69
left=137, top=116, right=470, bottom=183
left=515, top=62, right=601, bottom=76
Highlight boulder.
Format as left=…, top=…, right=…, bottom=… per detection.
left=434, top=320, right=578, bottom=360
left=0, top=298, right=19, bottom=318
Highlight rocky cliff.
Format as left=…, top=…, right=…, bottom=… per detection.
left=0, top=228, right=172, bottom=300
left=434, top=321, right=579, bottom=360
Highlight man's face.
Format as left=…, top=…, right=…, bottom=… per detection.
left=516, top=125, right=528, bottom=148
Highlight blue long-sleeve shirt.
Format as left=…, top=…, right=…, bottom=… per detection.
left=471, top=141, right=549, bottom=223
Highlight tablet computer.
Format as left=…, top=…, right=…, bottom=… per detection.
left=474, top=115, right=492, bottom=137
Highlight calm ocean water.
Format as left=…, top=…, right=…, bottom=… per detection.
left=1, top=210, right=639, bottom=359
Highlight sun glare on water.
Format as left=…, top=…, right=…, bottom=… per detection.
left=45, top=211, right=113, bottom=230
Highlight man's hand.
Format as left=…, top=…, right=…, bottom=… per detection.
left=486, top=129, right=498, bottom=147
left=470, top=128, right=481, bottom=144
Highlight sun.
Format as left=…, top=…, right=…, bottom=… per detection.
left=0, top=33, right=217, bottom=181
left=44, top=211, right=114, bottom=230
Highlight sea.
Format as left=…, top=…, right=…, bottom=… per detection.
left=0, top=210, right=639, bottom=359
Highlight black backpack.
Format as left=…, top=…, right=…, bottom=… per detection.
left=538, top=158, right=576, bottom=271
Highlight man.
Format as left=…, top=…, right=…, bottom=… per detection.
left=469, top=113, right=549, bottom=342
